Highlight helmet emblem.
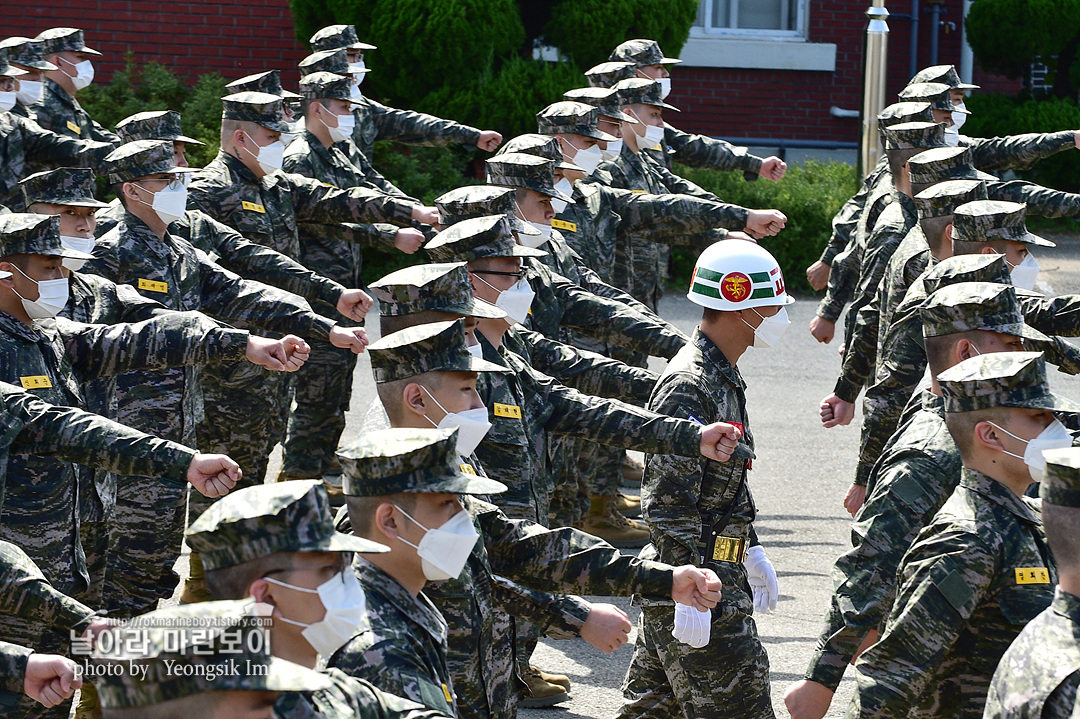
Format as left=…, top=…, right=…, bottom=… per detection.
left=720, top=272, right=751, bottom=302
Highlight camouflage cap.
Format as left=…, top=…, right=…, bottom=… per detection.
left=225, top=71, right=301, bottom=100
left=299, top=71, right=362, bottom=104
left=921, top=282, right=1049, bottom=342
left=298, top=49, right=353, bottom=78
left=486, top=152, right=574, bottom=202
left=536, top=101, right=616, bottom=142
left=563, top=86, right=636, bottom=123
left=952, top=200, right=1056, bottom=247
left=221, top=91, right=291, bottom=133
left=1040, top=448, right=1080, bottom=507
left=609, top=39, right=681, bottom=67
left=433, top=184, right=541, bottom=237
left=497, top=134, right=584, bottom=174
left=370, top=262, right=507, bottom=320
left=913, top=179, right=987, bottom=220
left=0, top=37, right=56, bottom=71
left=0, top=213, right=94, bottom=259
left=309, top=24, right=377, bottom=53
left=367, top=318, right=509, bottom=383
left=36, top=28, right=101, bottom=57
left=585, top=61, right=636, bottom=89
left=611, top=78, right=679, bottom=112
left=426, top=214, right=546, bottom=262
left=910, top=64, right=979, bottom=91
left=92, top=599, right=331, bottom=709
left=898, top=82, right=966, bottom=114
left=186, top=480, right=387, bottom=571
left=0, top=49, right=27, bottom=78
left=116, top=110, right=205, bottom=146
left=19, top=168, right=109, bottom=209
left=883, top=121, right=947, bottom=151
left=340, top=428, right=506, bottom=496
left=908, top=146, right=995, bottom=185
left=105, top=140, right=195, bottom=185
left=937, top=351, right=1080, bottom=413
left=877, top=101, right=934, bottom=128
left=922, top=253, right=1011, bottom=297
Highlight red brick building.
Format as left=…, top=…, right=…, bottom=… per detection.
left=0, top=0, right=1021, bottom=150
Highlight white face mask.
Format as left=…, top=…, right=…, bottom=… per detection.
left=475, top=273, right=535, bottom=325
left=350, top=81, right=363, bottom=101
left=319, top=105, right=356, bottom=144
left=943, top=126, right=961, bottom=147
left=952, top=102, right=968, bottom=130
left=657, top=77, right=672, bottom=100
left=263, top=569, right=367, bottom=658
left=742, top=306, right=791, bottom=349
left=241, top=132, right=285, bottom=174
left=60, top=235, right=95, bottom=271
left=16, top=80, right=43, bottom=106
left=563, top=137, right=603, bottom=175
left=629, top=109, right=664, bottom=149
left=466, top=341, right=484, bottom=360
left=514, top=201, right=553, bottom=248
left=0, top=91, right=16, bottom=113
left=1008, top=254, right=1040, bottom=291
left=989, top=418, right=1073, bottom=482
left=134, top=180, right=188, bottom=226
left=419, top=386, right=492, bottom=456
left=600, top=138, right=623, bottom=161
left=61, top=57, right=95, bottom=90
left=552, top=178, right=574, bottom=213
left=10, top=264, right=68, bottom=319
left=350, top=61, right=367, bottom=85
left=395, top=506, right=479, bottom=581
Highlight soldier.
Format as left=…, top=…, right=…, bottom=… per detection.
left=33, top=28, right=118, bottom=145
left=276, top=71, right=425, bottom=490
left=785, top=279, right=1047, bottom=719
left=607, top=39, right=788, bottom=182
left=846, top=352, right=1073, bottom=719
left=0, top=38, right=55, bottom=121
left=307, top=24, right=503, bottom=160
left=115, top=109, right=205, bottom=166
left=90, top=599, right=333, bottom=719
left=619, top=240, right=789, bottom=719
left=985, top=447, right=1080, bottom=719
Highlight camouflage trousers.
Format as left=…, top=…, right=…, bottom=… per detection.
left=280, top=339, right=358, bottom=478
left=618, top=565, right=774, bottom=719
left=79, top=519, right=108, bottom=610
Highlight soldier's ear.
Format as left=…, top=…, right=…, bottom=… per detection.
left=974, top=420, right=1007, bottom=453
left=944, top=223, right=954, bottom=241
left=374, top=502, right=402, bottom=540
left=402, top=383, right=427, bottom=417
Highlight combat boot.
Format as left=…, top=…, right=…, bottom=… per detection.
left=616, top=491, right=641, bottom=517
left=533, top=666, right=571, bottom=691
left=581, top=495, right=650, bottom=548
left=621, top=453, right=645, bottom=484
left=520, top=666, right=569, bottom=708
left=178, top=550, right=214, bottom=604
left=322, top=473, right=346, bottom=505
left=73, top=683, right=102, bottom=719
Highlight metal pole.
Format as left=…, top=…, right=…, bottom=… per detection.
left=928, top=2, right=940, bottom=65
left=859, top=2, right=890, bottom=179
left=959, top=0, right=974, bottom=84
left=908, top=0, right=919, bottom=80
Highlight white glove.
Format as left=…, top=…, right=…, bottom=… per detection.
left=743, top=545, right=779, bottom=613
left=672, top=603, right=710, bottom=648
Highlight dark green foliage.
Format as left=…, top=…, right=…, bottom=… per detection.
left=370, top=143, right=480, bottom=205
left=670, top=160, right=859, bottom=294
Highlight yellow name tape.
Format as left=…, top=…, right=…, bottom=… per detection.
left=1015, top=567, right=1051, bottom=585
left=493, top=403, right=521, bottom=419
left=442, top=684, right=453, bottom=704
left=66, top=120, right=81, bottom=134
left=20, top=376, right=52, bottom=390
left=138, top=278, right=168, bottom=293
left=551, top=219, right=577, bottom=232
left=459, top=463, right=477, bottom=476
left=631, top=189, right=646, bottom=194
left=241, top=201, right=266, bottom=213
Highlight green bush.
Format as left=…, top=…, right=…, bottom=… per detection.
left=370, top=143, right=479, bottom=205
left=669, top=160, right=859, bottom=295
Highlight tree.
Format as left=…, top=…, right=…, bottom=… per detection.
left=965, top=0, right=1080, bottom=99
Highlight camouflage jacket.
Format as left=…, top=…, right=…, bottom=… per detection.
left=807, top=393, right=961, bottom=691
left=961, top=130, right=1077, bottom=172
left=847, top=469, right=1055, bottom=719
left=274, top=667, right=449, bottom=719
left=821, top=160, right=888, bottom=267
left=659, top=123, right=764, bottom=176
left=0, top=110, right=112, bottom=207
left=0, top=309, right=247, bottom=594
left=589, top=144, right=720, bottom=309
left=474, top=334, right=702, bottom=522
left=0, top=540, right=94, bottom=634
left=641, top=327, right=757, bottom=571
left=985, top=587, right=1080, bottom=719
left=349, top=96, right=481, bottom=164
left=0, top=640, right=30, bottom=696
left=329, top=556, right=456, bottom=717
left=33, top=79, right=119, bottom=145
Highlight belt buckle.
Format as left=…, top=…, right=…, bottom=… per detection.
left=710, top=535, right=747, bottom=564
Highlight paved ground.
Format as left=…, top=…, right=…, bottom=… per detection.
left=176, top=230, right=1080, bottom=719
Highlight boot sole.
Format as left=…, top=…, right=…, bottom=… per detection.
left=520, top=689, right=569, bottom=708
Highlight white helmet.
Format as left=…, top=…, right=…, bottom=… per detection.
left=687, top=240, right=795, bottom=311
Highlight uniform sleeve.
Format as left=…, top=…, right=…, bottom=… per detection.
left=0, top=642, right=31, bottom=695
left=287, top=173, right=416, bottom=228
left=516, top=329, right=657, bottom=403
left=962, top=130, right=1076, bottom=172
left=342, top=673, right=453, bottom=719
left=575, top=265, right=689, bottom=358
left=663, top=124, right=764, bottom=176
left=368, top=98, right=482, bottom=148
left=989, top=180, right=1080, bottom=218
left=834, top=284, right=885, bottom=403
left=823, top=194, right=866, bottom=266
left=0, top=541, right=95, bottom=634
left=1018, top=292, right=1080, bottom=337
left=817, top=244, right=858, bottom=322
left=611, top=186, right=750, bottom=239
left=305, top=221, right=401, bottom=252
left=111, top=282, right=171, bottom=323
left=649, top=158, right=721, bottom=202
left=489, top=576, right=591, bottom=640
left=17, top=116, right=113, bottom=172
left=848, top=530, right=994, bottom=719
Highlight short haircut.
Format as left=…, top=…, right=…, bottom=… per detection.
left=300, top=98, right=320, bottom=117
left=924, top=330, right=983, bottom=378
left=919, top=215, right=953, bottom=254
left=466, top=256, right=503, bottom=273
left=952, top=239, right=1006, bottom=256
left=944, top=405, right=1013, bottom=461
left=887, top=147, right=923, bottom=180
left=345, top=492, right=418, bottom=538
left=0, top=253, right=30, bottom=267
left=379, top=309, right=458, bottom=337
left=220, top=119, right=259, bottom=148
left=1044, top=504, right=1080, bottom=575
left=376, top=371, right=445, bottom=424
left=203, top=552, right=297, bottom=600
left=103, top=692, right=223, bottom=719
left=514, top=188, right=530, bottom=204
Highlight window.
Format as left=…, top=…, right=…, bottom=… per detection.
left=693, top=0, right=806, bottom=37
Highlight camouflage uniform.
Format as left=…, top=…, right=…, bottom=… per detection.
left=32, top=29, right=119, bottom=146
left=0, top=39, right=56, bottom=123
left=845, top=352, right=1072, bottom=719
left=984, top=450, right=1080, bottom=719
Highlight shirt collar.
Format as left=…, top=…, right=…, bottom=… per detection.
left=352, top=555, right=447, bottom=644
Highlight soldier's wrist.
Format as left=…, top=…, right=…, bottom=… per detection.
left=805, top=652, right=847, bottom=691
left=743, top=155, right=764, bottom=176
left=833, top=378, right=860, bottom=405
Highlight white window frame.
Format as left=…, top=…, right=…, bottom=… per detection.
left=692, top=0, right=808, bottom=41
